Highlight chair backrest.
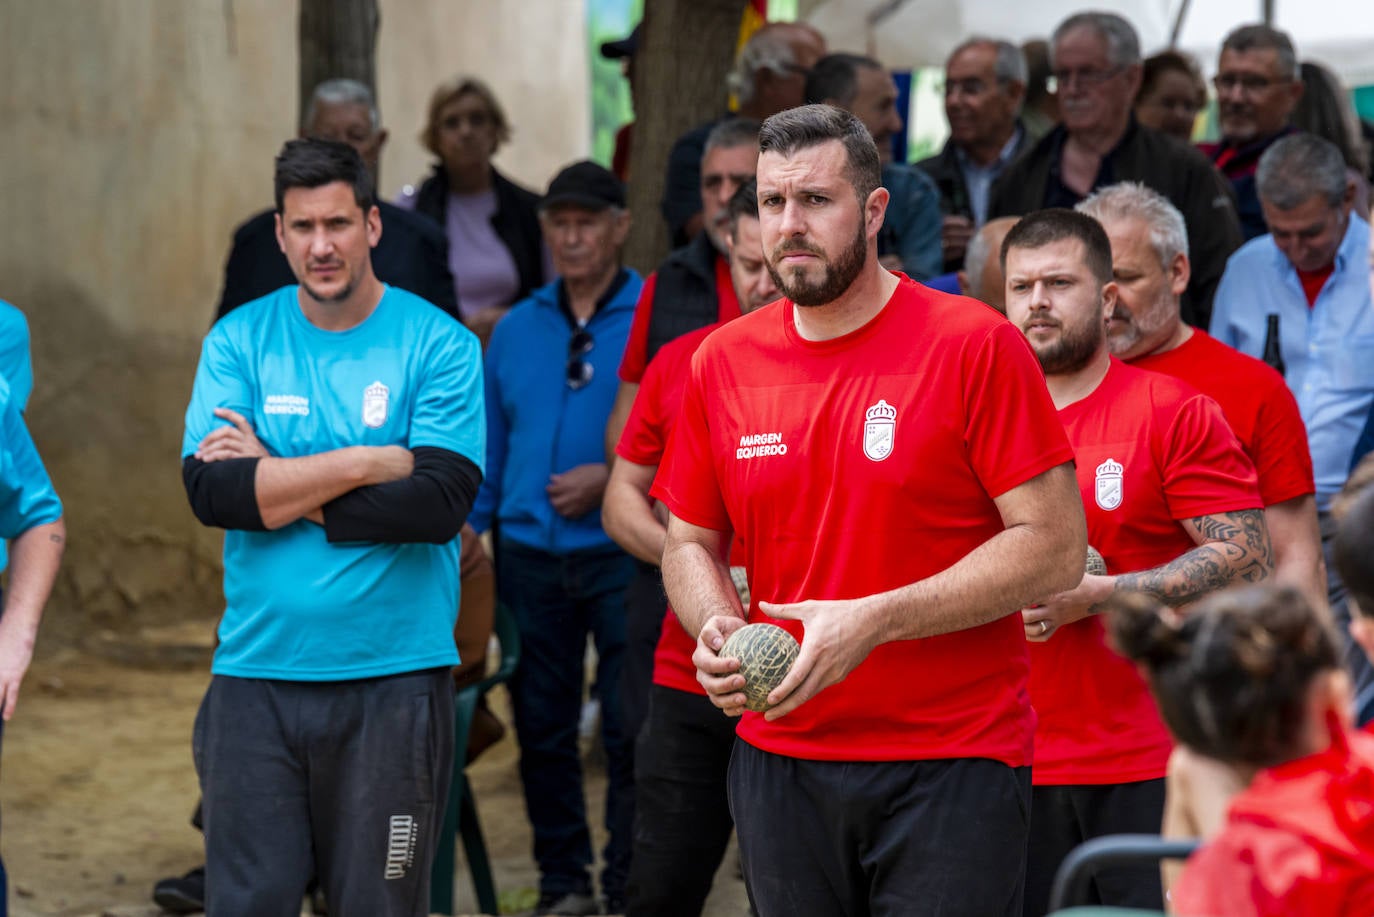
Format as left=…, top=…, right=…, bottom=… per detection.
left=486, top=602, right=521, bottom=686
left=1048, top=834, right=1200, bottom=913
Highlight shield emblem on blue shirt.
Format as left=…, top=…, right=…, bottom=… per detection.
left=363, top=381, right=390, bottom=429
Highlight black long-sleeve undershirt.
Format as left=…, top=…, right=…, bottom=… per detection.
left=181, top=446, right=480, bottom=544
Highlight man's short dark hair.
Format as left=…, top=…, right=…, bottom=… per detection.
left=803, top=53, right=883, bottom=107
left=1000, top=209, right=1114, bottom=286
left=1256, top=132, right=1349, bottom=210
left=274, top=138, right=375, bottom=214
left=704, top=117, right=763, bottom=156
left=1221, top=24, right=1298, bottom=82
left=728, top=179, right=760, bottom=233
left=758, top=104, right=881, bottom=207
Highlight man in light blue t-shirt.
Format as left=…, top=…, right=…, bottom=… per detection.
left=180, top=139, right=483, bottom=916
left=0, top=371, right=65, bottom=916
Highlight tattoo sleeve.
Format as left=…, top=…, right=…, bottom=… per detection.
left=1113, top=508, right=1273, bottom=607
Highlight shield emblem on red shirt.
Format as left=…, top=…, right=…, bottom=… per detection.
left=863, top=399, right=897, bottom=462
left=1095, top=458, right=1124, bottom=511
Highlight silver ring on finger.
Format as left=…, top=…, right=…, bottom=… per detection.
left=1039, top=620, right=1049, bottom=636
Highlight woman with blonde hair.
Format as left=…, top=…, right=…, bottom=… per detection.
left=398, top=76, right=546, bottom=344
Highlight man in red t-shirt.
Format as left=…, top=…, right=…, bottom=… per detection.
left=1002, top=209, right=1272, bottom=916
left=653, top=105, right=1086, bottom=916
left=602, top=182, right=778, bottom=916
left=1074, top=181, right=1324, bottom=612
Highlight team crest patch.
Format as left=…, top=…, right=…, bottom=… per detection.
left=362, top=381, right=390, bottom=429
left=1095, top=458, right=1124, bottom=511
left=863, top=399, right=897, bottom=462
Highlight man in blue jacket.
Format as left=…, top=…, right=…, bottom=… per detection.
left=470, top=160, right=641, bottom=916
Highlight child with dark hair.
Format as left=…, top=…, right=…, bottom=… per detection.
left=1109, top=586, right=1374, bottom=915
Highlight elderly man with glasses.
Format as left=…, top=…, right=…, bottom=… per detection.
left=1199, top=24, right=1306, bottom=240
left=469, top=160, right=642, bottom=916
left=989, top=11, right=1243, bottom=329
left=917, top=37, right=1033, bottom=273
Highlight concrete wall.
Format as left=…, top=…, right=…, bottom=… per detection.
left=0, top=1, right=588, bottom=646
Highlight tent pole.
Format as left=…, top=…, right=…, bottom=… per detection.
left=1169, top=0, right=1193, bottom=46
left=1262, top=0, right=1275, bottom=24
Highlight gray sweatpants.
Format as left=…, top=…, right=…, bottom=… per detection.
left=193, top=668, right=454, bottom=917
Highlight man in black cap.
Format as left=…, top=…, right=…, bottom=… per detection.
left=468, top=161, right=642, bottom=916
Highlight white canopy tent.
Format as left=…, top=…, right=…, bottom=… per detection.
left=805, top=0, right=1374, bottom=86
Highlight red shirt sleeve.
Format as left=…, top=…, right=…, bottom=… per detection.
left=963, top=322, right=1076, bottom=498
left=616, top=349, right=671, bottom=466
left=651, top=348, right=732, bottom=532
left=1251, top=383, right=1316, bottom=506
left=618, top=272, right=658, bottom=384
left=1161, top=393, right=1263, bottom=521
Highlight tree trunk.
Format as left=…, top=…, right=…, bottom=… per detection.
left=298, top=0, right=380, bottom=125
left=623, top=0, right=748, bottom=273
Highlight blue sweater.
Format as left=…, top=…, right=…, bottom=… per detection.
left=472, top=270, right=642, bottom=553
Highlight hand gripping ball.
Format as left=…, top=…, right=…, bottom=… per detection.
left=718, top=623, right=800, bottom=712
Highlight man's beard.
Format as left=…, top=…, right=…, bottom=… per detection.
left=766, top=222, right=867, bottom=307
left=1029, top=313, right=1103, bottom=375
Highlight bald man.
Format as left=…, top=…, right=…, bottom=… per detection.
left=958, top=216, right=1019, bottom=312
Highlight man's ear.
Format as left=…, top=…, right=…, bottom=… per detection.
left=1169, top=252, right=1191, bottom=298
left=366, top=205, right=383, bottom=248
left=1100, top=280, right=1120, bottom=322
left=865, top=186, right=890, bottom=240
left=957, top=270, right=970, bottom=296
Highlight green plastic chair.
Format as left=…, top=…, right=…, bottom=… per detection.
left=430, top=603, right=521, bottom=916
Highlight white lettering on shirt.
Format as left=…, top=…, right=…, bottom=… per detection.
left=263, top=394, right=310, bottom=416
left=736, top=432, right=789, bottom=460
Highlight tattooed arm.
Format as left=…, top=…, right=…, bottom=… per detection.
left=1024, top=508, right=1273, bottom=640
left=1114, top=507, right=1273, bottom=605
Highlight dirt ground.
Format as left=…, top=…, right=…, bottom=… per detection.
left=0, top=635, right=752, bottom=917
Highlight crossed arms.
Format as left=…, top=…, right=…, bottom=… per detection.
left=183, top=407, right=480, bottom=543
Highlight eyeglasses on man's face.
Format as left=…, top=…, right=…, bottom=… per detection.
left=1212, top=73, right=1283, bottom=96
left=1050, top=65, right=1124, bottom=91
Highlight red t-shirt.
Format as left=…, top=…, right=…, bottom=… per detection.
left=653, top=277, right=1075, bottom=764
left=1032, top=360, right=1262, bottom=785
left=1172, top=727, right=1374, bottom=917
left=1298, top=264, right=1334, bottom=308
left=616, top=323, right=732, bottom=696
left=618, top=256, right=741, bottom=384
left=1130, top=330, right=1314, bottom=507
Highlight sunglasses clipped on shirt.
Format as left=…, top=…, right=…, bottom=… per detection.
left=567, top=329, right=594, bottom=390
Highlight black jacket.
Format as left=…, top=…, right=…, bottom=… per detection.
left=989, top=120, right=1242, bottom=329
left=214, top=200, right=459, bottom=321
left=916, top=124, right=1032, bottom=273
left=645, top=231, right=721, bottom=367
left=413, top=165, right=545, bottom=306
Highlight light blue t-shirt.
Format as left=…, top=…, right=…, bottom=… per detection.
left=0, top=376, right=62, bottom=542
left=182, top=285, right=485, bottom=681
left=0, top=301, right=35, bottom=574
left=1209, top=215, right=1374, bottom=510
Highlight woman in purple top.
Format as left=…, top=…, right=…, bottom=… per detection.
left=398, top=76, right=547, bottom=346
